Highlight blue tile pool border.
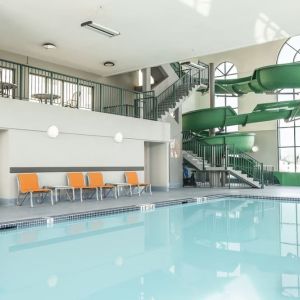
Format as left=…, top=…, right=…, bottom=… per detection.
left=1, top=194, right=300, bottom=231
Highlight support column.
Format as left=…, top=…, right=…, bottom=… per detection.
left=209, top=63, right=215, bottom=136
left=141, top=68, right=151, bottom=119
left=208, top=63, right=220, bottom=187
left=142, top=68, right=151, bottom=92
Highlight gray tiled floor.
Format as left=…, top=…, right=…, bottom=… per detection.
left=1, top=186, right=300, bottom=223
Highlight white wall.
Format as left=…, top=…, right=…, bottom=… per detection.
left=165, top=109, right=183, bottom=188
left=0, top=98, right=170, bottom=201
left=153, top=64, right=178, bottom=96
left=149, top=143, right=169, bottom=190
left=248, top=130, right=278, bottom=168
left=182, top=39, right=286, bottom=169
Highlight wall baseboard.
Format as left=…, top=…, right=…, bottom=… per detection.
left=152, top=186, right=169, bottom=192
left=169, top=182, right=183, bottom=189
left=0, top=198, right=15, bottom=207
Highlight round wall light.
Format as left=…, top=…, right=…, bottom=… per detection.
left=252, top=145, right=259, bottom=153
left=42, top=43, right=57, bottom=50
left=114, top=132, right=123, bottom=143
left=104, top=61, right=115, bottom=67
left=47, top=125, right=59, bottom=138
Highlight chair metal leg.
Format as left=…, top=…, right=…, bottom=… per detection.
left=138, top=185, right=141, bottom=196
left=72, top=188, right=75, bottom=201
left=149, top=184, right=152, bottom=195
left=114, top=187, right=117, bottom=199
left=50, top=190, right=54, bottom=206
left=55, top=189, right=59, bottom=203
left=96, top=188, right=99, bottom=201
left=100, top=188, right=103, bottom=200
left=129, top=185, right=133, bottom=196
left=80, top=189, right=83, bottom=203
left=30, top=192, right=34, bottom=208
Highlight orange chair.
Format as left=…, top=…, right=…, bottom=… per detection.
left=125, top=172, right=152, bottom=196
left=67, top=172, right=98, bottom=202
left=17, top=173, right=53, bottom=208
left=87, top=172, right=117, bottom=200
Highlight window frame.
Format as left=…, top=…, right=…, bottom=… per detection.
left=277, top=37, right=300, bottom=172
left=215, top=61, right=239, bottom=133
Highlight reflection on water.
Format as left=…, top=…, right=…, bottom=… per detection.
left=0, top=198, right=300, bottom=299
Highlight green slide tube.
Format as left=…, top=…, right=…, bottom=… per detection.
left=183, top=100, right=300, bottom=151
left=183, top=100, right=300, bottom=132
left=212, top=62, right=300, bottom=95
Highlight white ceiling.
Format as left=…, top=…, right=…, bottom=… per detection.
left=0, top=0, right=299, bottom=76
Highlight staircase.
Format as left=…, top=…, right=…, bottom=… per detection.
left=139, top=63, right=208, bottom=121
left=183, top=135, right=264, bottom=188
left=138, top=62, right=272, bottom=189
left=157, top=65, right=208, bottom=121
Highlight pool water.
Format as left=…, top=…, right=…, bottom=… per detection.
left=1, top=197, right=300, bottom=300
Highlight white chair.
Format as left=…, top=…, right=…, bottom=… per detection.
left=64, top=91, right=81, bottom=108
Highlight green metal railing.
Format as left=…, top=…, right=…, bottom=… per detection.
left=0, top=58, right=153, bottom=118
left=170, top=62, right=183, bottom=78
left=133, top=64, right=208, bottom=120
left=183, top=133, right=266, bottom=188
left=157, top=66, right=208, bottom=118
left=228, top=145, right=264, bottom=187
left=0, top=57, right=208, bottom=121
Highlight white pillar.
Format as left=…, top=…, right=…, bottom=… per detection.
left=142, top=68, right=151, bottom=92
left=141, top=68, right=151, bottom=119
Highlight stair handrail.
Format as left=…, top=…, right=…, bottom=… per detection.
left=137, top=62, right=208, bottom=121
left=227, top=144, right=264, bottom=187
left=157, top=69, right=192, bottom=104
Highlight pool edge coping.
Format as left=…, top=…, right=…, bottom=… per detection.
left=1, top=194, right=300, bottom=230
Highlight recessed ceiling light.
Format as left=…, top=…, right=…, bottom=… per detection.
left=42, top=43, right=56, bottom=49
left=104, top=61, right=115, bottom=67
left=81, top=21, right=120, bottom=38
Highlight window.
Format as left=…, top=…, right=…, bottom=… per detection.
left=277, top=36, right=300, bottom=172
left=0, top=67, right=14, bottom=97
left=215, top=62, right=238, bottom=132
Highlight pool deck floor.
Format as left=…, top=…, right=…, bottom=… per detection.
left=1, top=186, right=300, bottom=223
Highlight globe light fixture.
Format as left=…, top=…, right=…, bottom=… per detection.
left=252, top=145, right=259, bottom=152
left=114, top=132, right=123, bottom=143
left=47, top=125, right=59, bottom=138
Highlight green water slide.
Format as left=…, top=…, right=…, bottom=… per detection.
left=183, top=100, right=300, bottom=151
left=213, top=62, right=300, bottom=95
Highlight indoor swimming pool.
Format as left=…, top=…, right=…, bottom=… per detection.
left=1, top=196, right=300, bottom=300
